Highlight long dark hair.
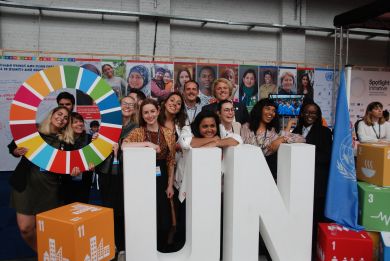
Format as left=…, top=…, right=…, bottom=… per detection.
left=248, top=98, right=279, bottom=132
left=297, top=73, right=314, bottom=99
left=175, top=68, right=192, bottom=92
left=191, top=110, right=221, bottom=138
left=158, top=92, right=187, bottom=129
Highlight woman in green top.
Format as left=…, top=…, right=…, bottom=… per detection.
left=239, top=69, right=258, bottom=108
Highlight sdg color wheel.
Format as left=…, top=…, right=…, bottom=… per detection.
left=9, top=65, right=122, bottom=174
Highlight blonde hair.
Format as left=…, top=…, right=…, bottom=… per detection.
left=363, top=101, right=385, bottom=126
left=38, top=106, right=71, bottom=143
left=211, top=78, right=233, bottom=97
left=121, top=96, right=139, bottom=126
left=280, top=71, right=295, bottom=85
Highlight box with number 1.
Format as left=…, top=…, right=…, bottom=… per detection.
left=316, top=223, right=372, bottom=261
left=36, top=202, right=114, bottom=261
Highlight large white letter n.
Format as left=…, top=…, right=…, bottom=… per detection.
left=223, top=144, right=315, bottom=261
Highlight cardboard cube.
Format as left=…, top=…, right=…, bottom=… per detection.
left=358, top=181, right=390, bottom=232
left=356, top=143, right=390, bottom=187
left=316, top=223, right=372, bottom=261
left=380, top=232, right=390, bottom=261
left=367, top=231, right=380, bottom=261
left=36, top=202, right=114, bottom=261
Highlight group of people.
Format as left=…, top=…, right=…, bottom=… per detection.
left=8, top=72, right=333, bottom=259
left=10, top=65, right=390, bottom=260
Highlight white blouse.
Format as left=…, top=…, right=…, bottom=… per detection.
left=358, top=121, right=390, bottom=143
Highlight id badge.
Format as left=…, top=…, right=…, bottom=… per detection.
left=156, top=166, right=161, bottom=177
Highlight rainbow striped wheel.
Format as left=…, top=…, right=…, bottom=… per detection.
left=9, top=65, right=122, bottom=174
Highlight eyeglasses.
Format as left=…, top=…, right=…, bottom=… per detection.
left=121, top=102, right=135, bottom=108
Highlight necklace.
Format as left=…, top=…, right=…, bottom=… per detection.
left=254, top=129, right=268, bottom=150
left=145, top=127, right=160, bottom=145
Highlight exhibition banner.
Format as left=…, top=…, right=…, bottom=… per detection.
left=0, top=56, right=338, bottom=171
left=313, top=68, right=334, bottom=126
left=350, top=69, right=390, bottom=124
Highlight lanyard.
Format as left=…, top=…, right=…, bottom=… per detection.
left=372, top=124, right=381, bottom=139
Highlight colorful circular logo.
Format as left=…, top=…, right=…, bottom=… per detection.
left=9, top=65, right=122, bottom=174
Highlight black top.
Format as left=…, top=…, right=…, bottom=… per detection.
left=293, top=124, right=333, bottom=197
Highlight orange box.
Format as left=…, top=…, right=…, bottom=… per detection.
left=356, top=143, right=390, bottom=186
left=36, top=202, right=114, bottom=261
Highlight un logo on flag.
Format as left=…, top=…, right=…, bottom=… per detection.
left=337, top=135, right=356, bottom=181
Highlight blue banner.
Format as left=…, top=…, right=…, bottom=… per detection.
left=324, top=70, right=363, bottom=230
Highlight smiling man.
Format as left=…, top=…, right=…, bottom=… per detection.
left=182, top=81, right=203, bottom=125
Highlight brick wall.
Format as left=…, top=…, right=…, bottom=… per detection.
left=0, top=0, right=387, bottom=67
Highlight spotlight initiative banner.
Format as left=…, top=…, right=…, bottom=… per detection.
left=349, top=70, right=390, bottom=124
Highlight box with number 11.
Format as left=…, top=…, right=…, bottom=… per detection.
left=36, top=202, right=114, bottom=261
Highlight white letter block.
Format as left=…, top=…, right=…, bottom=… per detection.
left=123, top=147, right=221, bottom=261
left=223, top=144, right=315, bottom=261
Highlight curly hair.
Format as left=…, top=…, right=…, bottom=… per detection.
left=248, top=98, right=279, bottom=132
left=158, top=92, right=187, bottom=129
left=191, top=110, right=221, bottom=138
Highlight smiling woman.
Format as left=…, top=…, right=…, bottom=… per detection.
left=241, top=98, right=305, bottom=179
left=122, top=98, right=176, bottom=252
left=9, top=106, right=72, bottom=252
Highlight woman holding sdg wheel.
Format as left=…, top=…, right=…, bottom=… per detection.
left=61, top=112, right=94, bottom=204
left=122, top=98, right=176, bottom=252
left=8, top=106, right=78, bottom=252
left=96, top=95, right=139, bottom=254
